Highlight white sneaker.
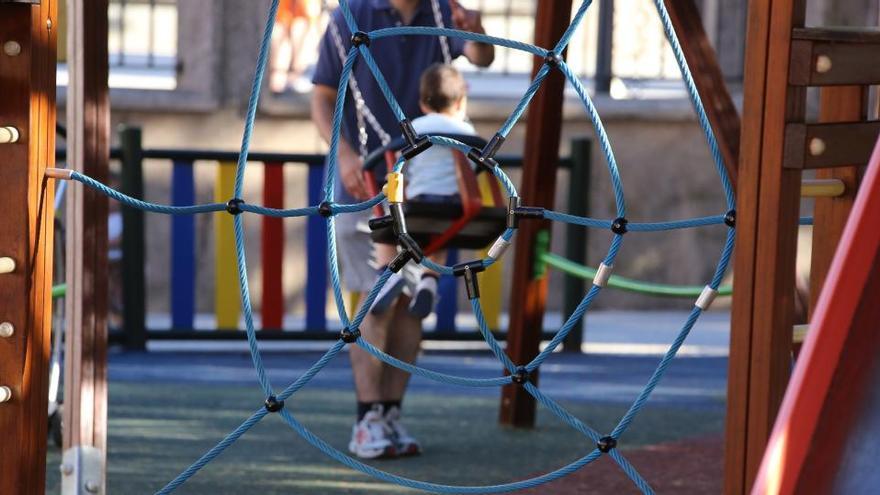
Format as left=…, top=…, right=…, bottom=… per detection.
left=348, top=405, right=397, bottom=459
left=408, top=276, right=438, bottom=319
left=384, top=405, right=422, bottom=456
left=370, top=272, right=405, bottom=315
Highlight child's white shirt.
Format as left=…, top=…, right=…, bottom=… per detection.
left=406, top=113, right=477, bottom=199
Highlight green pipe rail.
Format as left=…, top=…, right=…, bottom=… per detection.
left=534, top=231, right=733, bottom=297
left=52, top=284, right=66, bottom=299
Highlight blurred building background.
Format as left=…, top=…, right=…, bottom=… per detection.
left=54, top=0, right=879, bottom=325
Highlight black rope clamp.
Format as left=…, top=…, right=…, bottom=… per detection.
left=597, top=436, right=617, bottom=453
left=351, top=31, right=371, bottom=47
left=226, top=198, right=245, bottom=215
left=507, top=196, right=545, bottom=229
left=398, top=233, right=424, bottom=263
left=467, top=133, right=506, bottom=173
left=544, top=51, right=563, bottom=69
left=318, top=201, right=334, bottom=218
left=511, top=366, right=530, bottom=385
left=340, top=327, right=361, bottom=343
left=368, top=215, right=394, bottom=232
left=453, top=261, right=485, bottom=300
left=611, top=217, right=628, bottom=235
left=724, top=209, right=736, bottom=228
left=399, top=120, right=432, bottom=160
left=264, top=395, right=285, bottom=413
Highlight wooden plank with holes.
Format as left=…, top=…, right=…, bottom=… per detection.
left=783, top=121, right=880, bottom=169
left=499, top=0, right=572, bottom=428
left=664, top=0, right=740, bottom=187
left=0, top=1, right=58, bottom=493
left=63, top=0, right=109, bottom=491
left=809, top=86, right=867, bottom=313
left=725, top=0, right=807, bottom=492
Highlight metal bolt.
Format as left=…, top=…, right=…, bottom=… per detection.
left=815, top=55, right=832, bottom=74
left=809, top=137, right=826, bottom=157
left=0, top=386, right=11, bottom=403
left=61, top=463, right=74, bottom=476
left=0, top=322, right=13, bottom=338
left=3, top=41, right=21, bottom=57
left=84, top=480, right=100, bottom=493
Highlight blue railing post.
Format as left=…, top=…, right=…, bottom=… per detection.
left=435, top=249, right=458, bottom=334
left=306, top=165, right=328, bottom=331
left=171, top=160, right=196, bottom=329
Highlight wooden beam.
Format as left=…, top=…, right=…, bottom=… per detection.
left=63, top=0, right=110, bottom=490
left=499, top=0, right=573, bottom=427
left=789, top=28, right=880, bottom=86
left=725, top=0, right=807, bottom=493
left=809, top=86, right=867, bottom=313
left=783, top=121, right=880, bottom=169
left=0, top=1, right=58, bottom=493
left=665, top=0, right=740, bottom=187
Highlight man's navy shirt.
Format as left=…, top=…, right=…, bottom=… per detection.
left=313, top=0, right=465, bottom=202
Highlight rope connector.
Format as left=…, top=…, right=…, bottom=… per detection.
left=695, top=286, right=719, bottom=310
left=724, top=209, right=736, bottom=228
left=399, top=120, right=432, bottom=160
left=597, top=436, right=617, bottom=453
left=544, top=51, right=563, bottom=69
left=467, top=133, right=506, bottom=173
left=350, top=31, right=371, bottom=47
left=340, top=327, right=361, bottom=343
left=611, top=217, right=628, bottom=235
left=511, top=366, right=530, bottom=385
left=383, top=172, right=405, bottom=204
left=318, top=201, right=334, bottom=218
left=398, top=233, right=424, bottom=263
left=368, top=215, right=393, bottom=231
left=507, top=196, right=544, bottom=229
left=593, top=263, right=613, bottom=288
left=453, top=261, right=485, bottom=300
left=487, top=236, right=511, bottom=260
left=389, top=202, right=408, bottom=236
left=226, top=198, right=245, bottom=215
left=264, top=395, right=285, bottom=413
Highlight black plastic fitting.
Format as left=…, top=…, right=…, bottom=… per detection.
left=453, top=261, right=485, bottom=300
left=506, top=196, right=545, bottom=229
left=226, top=198, right=245, bottom=215
left=351, top=31, right=371, bottom=47
left=467, top=148, right=499, bottom=173
left=264, top=395, right=285, bottom=413
left=398, top=233, right=424, bottom=263
left=611, top=217, right=628, bottom=235
left=597, top=436, right=617, bottom=453
left=389, top=202, right=408, bottom=236
left=724, top=209, right=736, bottom=228
left=340, top=327, right=361, bottom=343
left=399, top=120, right=432, bottom=160
left=318, top=201, right=333, bottom=218
left=511, top=366, right=530, bottom=385
left=368, top=215, right=394, bottom=232
left=544, top=51, right=563, bottom=68
left=389, top=250, right=413, bottom=273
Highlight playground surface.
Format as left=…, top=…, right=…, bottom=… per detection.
left=45, top=311, right=729, bottom=494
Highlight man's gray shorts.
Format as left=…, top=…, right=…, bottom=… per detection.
left=333, top=208, right=379, bottom=293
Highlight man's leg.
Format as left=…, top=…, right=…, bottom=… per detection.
left=349, top=300, right=395, bottom=403
left=381, top=295, right=423, bottom=400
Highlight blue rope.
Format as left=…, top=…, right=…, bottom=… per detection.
left=54, top=0, right=763, bottom=493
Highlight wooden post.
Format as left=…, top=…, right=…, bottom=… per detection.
left=500, top=0, right=573, bottom=427
left=63, top=0, right=110, bottom=491
left=724, top=0, right=806, bottom=493
left=665, top=0, right=741, bottom=187
left=0, top=1, right=58, bottom=493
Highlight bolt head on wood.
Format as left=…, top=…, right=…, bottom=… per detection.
left=0, top=386, right=11, bottom=403
left=809, top=137, right=826, bottom=157
left=0, top=126, right=20, bottom=144
left=3, top=41, right=21, bottom=57
left=0, top=322, right=13, bottom=338
left=815, top=54, right=832, bottom=74
left=0, top=257, right=15, bottom=274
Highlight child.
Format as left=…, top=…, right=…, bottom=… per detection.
left=371, top=63, right=476, bottom=318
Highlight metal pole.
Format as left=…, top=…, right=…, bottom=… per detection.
left=595, top=0, right=614, bottom=93
left=120, top=126, right=146, bottom=351
left=561, top=137, right=591, bottom=352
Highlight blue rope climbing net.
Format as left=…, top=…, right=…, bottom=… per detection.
left=60, top=1, right=746, bottom=493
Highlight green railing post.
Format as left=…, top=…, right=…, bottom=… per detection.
left=120, top=125, right=147, bottom=350
left=562, top=137, right=591, bottom=352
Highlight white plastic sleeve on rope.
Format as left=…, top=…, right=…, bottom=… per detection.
left=593, top=263, right=613, bottom=287
left=487, top=237, right=511, bottom=260
left=695, top=286, right=718, bottom=310
left=0, top=257, right=15, bottom=275
left=0, top=386, right=11, bottom=403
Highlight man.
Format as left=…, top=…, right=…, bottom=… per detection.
left=311, top=0, right=493, bottom=459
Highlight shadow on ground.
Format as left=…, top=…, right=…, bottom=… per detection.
left=46, top=380, right=723, bottom=494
